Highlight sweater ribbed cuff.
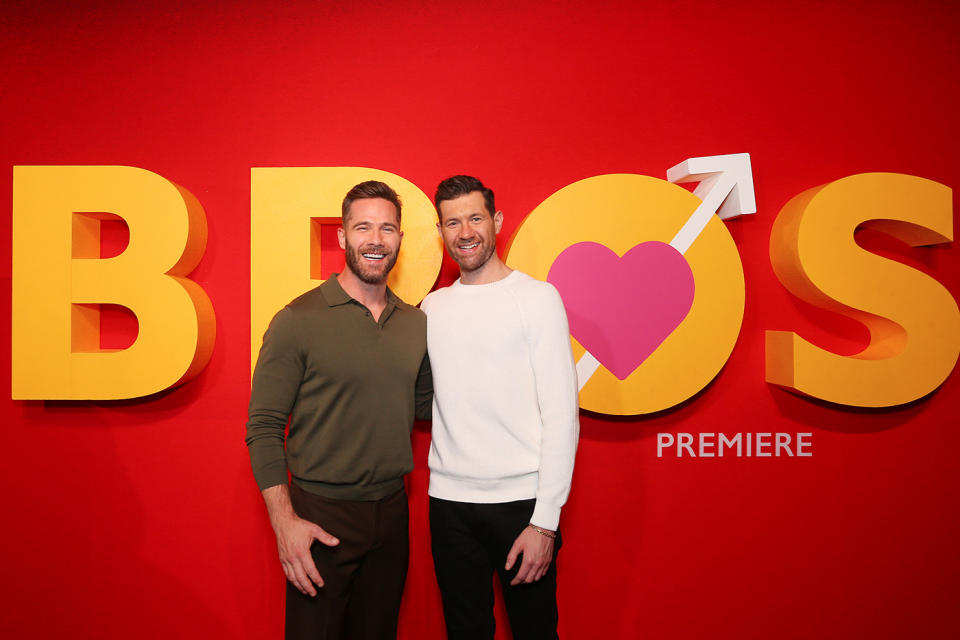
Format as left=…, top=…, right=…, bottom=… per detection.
left=530, top=502, right=561, bottom=531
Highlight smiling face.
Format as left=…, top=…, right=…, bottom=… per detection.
left=338, top=197, right=402, bottom=284
left=438, top=191, right=502, bottom=274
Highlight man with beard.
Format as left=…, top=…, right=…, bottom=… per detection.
left=421, top=175, right=579, bottom=639
left=246, top=180, right=432, bottom=640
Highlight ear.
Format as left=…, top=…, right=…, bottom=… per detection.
left=494, top=210, right=504, bottom=234
left=337, top=227, right=345, bottom=250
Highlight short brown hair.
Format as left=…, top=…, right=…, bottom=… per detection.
left=434, top=175, right=495, bottom=218
left=342, top=180, right=402, bottom=223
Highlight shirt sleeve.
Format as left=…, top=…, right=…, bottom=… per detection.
left=245, top=306, right=304, bottom=491
left=525, top=284, right=580, bottom=530
left=416, top=293, right=434, bottom=422
left=414, top=351, right=433, bottom=422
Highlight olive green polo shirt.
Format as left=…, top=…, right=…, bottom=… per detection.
left=246, top=276, right=432, bottom=501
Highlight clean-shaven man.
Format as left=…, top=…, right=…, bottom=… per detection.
left=246, top=180, right=432, bottom=640
left=421, top=175, right=579, bottom=639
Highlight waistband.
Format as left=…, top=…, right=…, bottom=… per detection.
left=293, top=475, right=404, bottom=501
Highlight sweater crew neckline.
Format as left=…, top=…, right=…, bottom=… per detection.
left=453, top=270, right=520, bottom=289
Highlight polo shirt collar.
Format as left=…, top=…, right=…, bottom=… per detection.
left=320, top=274, right=400, bottom=313
left=320, top=275, right=353, bottom=307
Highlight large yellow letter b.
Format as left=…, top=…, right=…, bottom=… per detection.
left=12, top=166, right=215, bottom=399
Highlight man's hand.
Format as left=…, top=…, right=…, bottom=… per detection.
left=505, top=526, right=555, bottom=586
left=262, top=485, right=339, bottom=597
left=273, top=512, right=339, bottom=596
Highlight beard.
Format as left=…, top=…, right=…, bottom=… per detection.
left=450, top=238, right=496, bottom=273
left=344, top=240, right=398, bottom=284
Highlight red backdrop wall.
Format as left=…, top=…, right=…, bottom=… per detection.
left=2, top=1, right=958, bottom=638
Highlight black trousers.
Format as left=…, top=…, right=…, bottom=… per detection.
left=429, top=497, right=561, bottom=640
left=285, top=484, right=409, bottom=640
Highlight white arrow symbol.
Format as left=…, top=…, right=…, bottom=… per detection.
left=666, top=152, right=756, bottom=254
left=575, top=153, right=756, bottom=391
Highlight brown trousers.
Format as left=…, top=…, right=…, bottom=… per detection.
left=285, top=483, right=409, bottom=640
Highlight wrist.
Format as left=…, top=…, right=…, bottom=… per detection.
left=262, top=484, right=298, bottom=527
left=270, top=509, right=298, bottom=527
left=527, top=523, right=556, bottom=539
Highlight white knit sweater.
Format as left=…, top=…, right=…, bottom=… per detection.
left=421, top=270, right=580, bottom=530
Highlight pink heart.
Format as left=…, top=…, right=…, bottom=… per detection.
left=547, top=241, right=695, bottom=380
